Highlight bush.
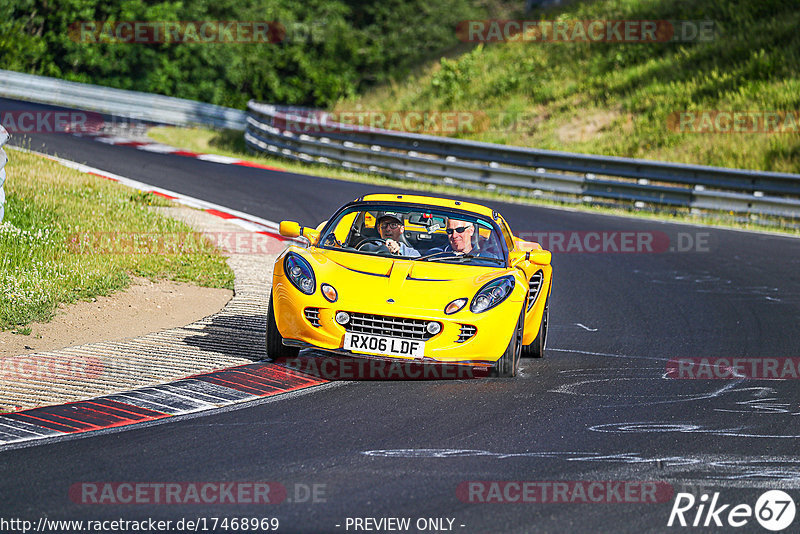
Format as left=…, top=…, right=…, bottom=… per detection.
left=0, top=0, right=483, bottom=108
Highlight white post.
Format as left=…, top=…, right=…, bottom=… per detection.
left=0, top=125, right=7, bottom=222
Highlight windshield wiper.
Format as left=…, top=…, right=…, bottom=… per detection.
left=437, top=255, right=504, bottom=265
left=416, top=251, right=454, bottom=261
left=417, top=252, right=505, bottom=265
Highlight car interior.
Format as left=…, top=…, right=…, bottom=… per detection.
left=322, top=208, right=505, bottom=261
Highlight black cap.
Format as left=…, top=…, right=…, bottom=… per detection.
left=376, top=212, right=403, bottom=224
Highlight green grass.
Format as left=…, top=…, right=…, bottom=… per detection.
left=335, top=0, right=800, bottom=173
left=147, top=0, right=800, bottom=234
left=1, top=149, right=234, bottom=329
left=147, top=125, right=800, bottom=236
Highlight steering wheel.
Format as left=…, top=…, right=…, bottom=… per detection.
left=356, top=238, right=390, bottom=253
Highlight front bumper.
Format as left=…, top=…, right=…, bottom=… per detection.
left=273, top=280, right=521, bottom=365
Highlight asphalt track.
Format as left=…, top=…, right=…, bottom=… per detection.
left=2, top=97, right=800, bottom=533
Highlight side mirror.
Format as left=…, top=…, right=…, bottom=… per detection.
left=279, top=221, right=301, bottom=238
left=279, top=221, right=320, bottom=245
left=528, top=250, right=551, bottom=265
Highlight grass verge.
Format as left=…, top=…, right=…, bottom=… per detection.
left=336, top=0, right=800, bottom=174
left=147, top=125, right=800, bottom=236
left=1, top=149, right=234, bottom=330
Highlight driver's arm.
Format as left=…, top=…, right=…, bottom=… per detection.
left=385, top=238, right=401, bottom=254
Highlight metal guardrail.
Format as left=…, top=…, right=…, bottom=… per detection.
left=245, top=102, right=800, bottom=219
left=0, top=125, right=7, bottom=222
left=0, top=69, right=246, bottom=130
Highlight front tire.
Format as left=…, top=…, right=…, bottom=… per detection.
left=490, top=305, right=524, bottom=377
left=522, top=299, right=548, bottom=359
left=266, top=294, right=299, bottom=361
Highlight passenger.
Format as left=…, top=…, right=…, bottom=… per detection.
left=444, top=218, right=476, bottom=254
left=376, top=212, right=420, bottom=257
left=435, top=218, right=501, bottom=259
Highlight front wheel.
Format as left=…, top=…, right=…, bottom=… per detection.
left=522, top=299, right=548, bottom=359
left=490, top=305, right=524, bottom=377
left=266, top=294, right=299, bottom=361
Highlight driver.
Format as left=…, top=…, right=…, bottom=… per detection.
left=377, top=212, right=420, bottom=257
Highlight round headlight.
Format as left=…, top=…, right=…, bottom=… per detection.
left=284, top=252, right=316, bottom=295
left=335, top=311, right=351, bottom=325
left=470, top=275, right=515, bottom=313
left=472, top=295, right=492, bottom=314
left=426, top=321, right=442, bottom=335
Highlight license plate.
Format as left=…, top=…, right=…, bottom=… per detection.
left=343, top=333, right=425, bottom=358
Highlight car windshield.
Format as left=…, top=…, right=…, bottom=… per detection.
left=318, top=205, right=506, bottom=266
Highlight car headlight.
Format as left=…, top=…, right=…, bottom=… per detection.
left=470, top=275, right=515, bottom=313
left=335, top=311, right=351, bottom=325
left=284, top=252, right=316, bottom=295
left=426, top=321, right=442, bottom=335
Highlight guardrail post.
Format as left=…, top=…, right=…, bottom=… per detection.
left=0, top=125, right=8, bottom=222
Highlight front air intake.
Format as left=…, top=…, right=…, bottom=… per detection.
left=456, top=324, right=477, bottom=343
left=304, top=307, right=321, bottom=327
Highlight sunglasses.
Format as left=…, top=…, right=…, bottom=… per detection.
left=446, top=226, right=470, bottom=235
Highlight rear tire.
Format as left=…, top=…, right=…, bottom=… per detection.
left=490, top=305, right=524, bottom=377
left=522, top=299, right=548, bottom=359
left=266, top=294, right=299, bottom=361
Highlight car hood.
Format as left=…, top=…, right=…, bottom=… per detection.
left=301, top=248, right=520, bottom=313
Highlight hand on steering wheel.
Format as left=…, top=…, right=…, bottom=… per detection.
left=384, top=238, right=402, bottom=255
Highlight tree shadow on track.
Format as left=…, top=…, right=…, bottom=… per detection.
left=183, top=313, right=267, bottom=362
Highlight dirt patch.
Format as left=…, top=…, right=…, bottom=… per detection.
left=557, top=109, right=624, bottom=143
left=0, top=277, right=232, bottom=357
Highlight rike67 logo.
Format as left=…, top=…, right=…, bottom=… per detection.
left=668, top=490, right=796, bottom=531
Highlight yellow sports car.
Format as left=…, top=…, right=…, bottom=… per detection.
left=268, top=194, right=553, bottom=377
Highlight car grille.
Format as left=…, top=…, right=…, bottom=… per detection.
left=456, top=324, right=477, bottom=343
left=528, top=271, right=544, bottom=311
left=304, top=307, right=320, bottom=327
left=344, top=312, right=438, bottom=341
